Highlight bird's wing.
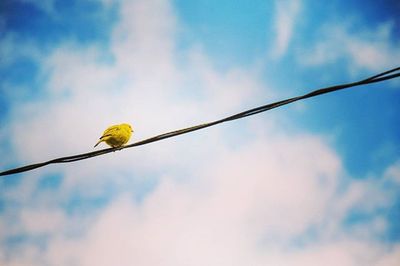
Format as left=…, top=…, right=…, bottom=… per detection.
left=99, top=134, right=112, bottom=140
left=101, top=125, right=120, bottom=138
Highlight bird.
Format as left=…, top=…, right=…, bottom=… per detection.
left=94, top=123, right=134, bottom=148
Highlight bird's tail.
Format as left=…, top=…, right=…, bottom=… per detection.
left=94, top=139, right=102, bottom=148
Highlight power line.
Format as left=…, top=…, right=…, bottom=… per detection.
left=1, top=66, right=399, bottom=176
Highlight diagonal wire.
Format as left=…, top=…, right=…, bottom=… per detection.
left=1, top=66, right=399, bottom=176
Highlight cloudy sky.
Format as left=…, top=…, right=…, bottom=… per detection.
left=1, top=0, right=400, bottom=265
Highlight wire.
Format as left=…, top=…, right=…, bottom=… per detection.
left=1, top=66, right=399, bottom=176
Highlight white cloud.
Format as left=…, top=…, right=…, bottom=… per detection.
left=0, top=33, right=41, bottom=68
left=375, top=245, right=400, bottom=266
left=384, top=159, right=400, bottom=184
left=19, top=208, right=66, bottom=235
left=3, top=124, right=400, bottom=265
left=299, top=21, right=400, bottom=72
left=271, top=0, right=301, bottom=58
left=30, top=153, right=400, bottom=266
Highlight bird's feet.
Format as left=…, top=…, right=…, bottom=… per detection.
left=112, top=146, right=125, bottom=152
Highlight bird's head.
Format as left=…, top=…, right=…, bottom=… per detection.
left=122, top=123, right=134, bottom=132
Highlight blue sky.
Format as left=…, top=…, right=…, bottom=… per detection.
left=1, top=0, right=400, bottom=265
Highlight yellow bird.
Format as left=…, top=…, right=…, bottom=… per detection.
left=94, top=123, right=134, bottom=148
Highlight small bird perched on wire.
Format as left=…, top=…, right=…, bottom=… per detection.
left=94, top=123, right=134, bottom=148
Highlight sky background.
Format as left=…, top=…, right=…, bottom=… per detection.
left=0, top=0, right=400, bottom=265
